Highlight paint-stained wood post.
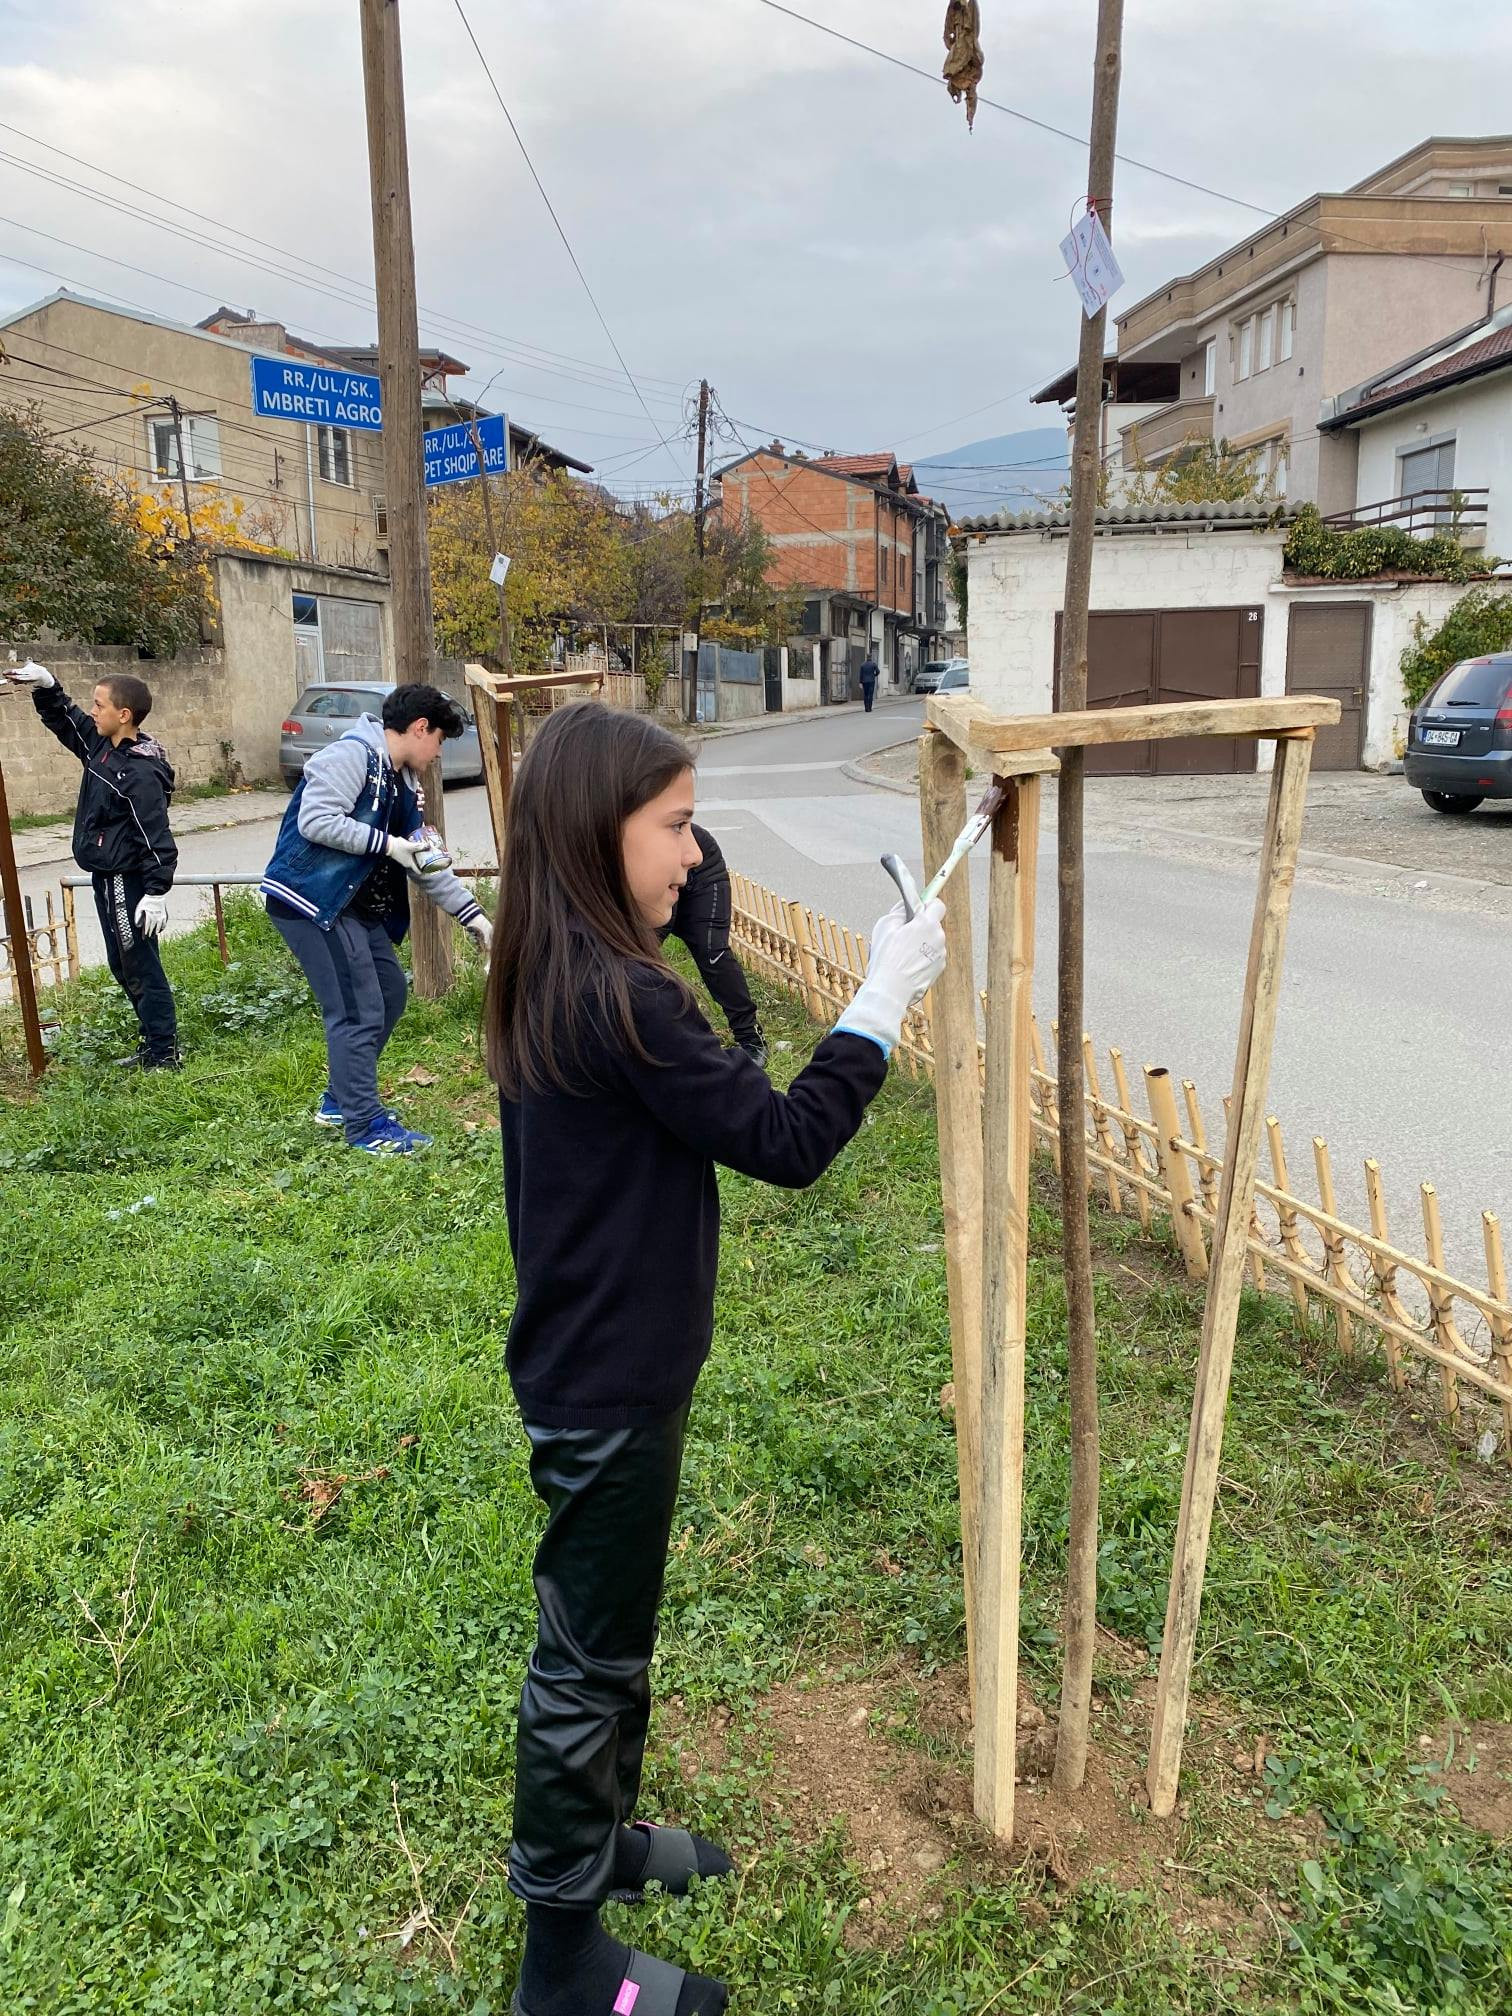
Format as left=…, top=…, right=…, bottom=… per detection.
left=919, top=727, right=985, bottom=1696
left=1146, top=728, right=1314, bottom=1817
left=974, top=772, right=1041, bottom=1841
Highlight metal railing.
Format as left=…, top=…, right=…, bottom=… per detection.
left=1322, top=487, right=1490, bottom=536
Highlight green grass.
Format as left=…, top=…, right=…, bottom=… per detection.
left=1, top=904, right=1510, bottom=2013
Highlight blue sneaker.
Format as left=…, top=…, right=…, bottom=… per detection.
left=350, top=1114, right=433, bottom=1156
left=316, top=1091, right=401, bottom=1129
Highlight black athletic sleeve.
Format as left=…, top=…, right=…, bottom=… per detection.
left=609, top=967, right=887, bottom=1189
left=31, top=682, right=104, bottom=765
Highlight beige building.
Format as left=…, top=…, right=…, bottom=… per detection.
left=1040, top=137, right=1512, bottom=514
left=0, top=293, right=593, bottom=573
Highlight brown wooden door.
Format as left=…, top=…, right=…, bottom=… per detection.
left=1156, top=607, right=1261, bottom=774
left=1054, top=606, right=1259, bottom=775
left=1286, top=603, right=1368, bottom=770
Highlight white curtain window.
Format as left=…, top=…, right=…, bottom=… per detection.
left=148, top=414, right=222, bottom=481
left=1272, top=445, right=1288, bottom=496
left=1258, top=308, right=1275, bottom=373
left=1278, top=300, right=1295, bottom=362
left=317, top=426, right=354, bottom=487
left=1237, top=318, right=1254, bottom=380
left=1202, top=339, right=1216, bottom=396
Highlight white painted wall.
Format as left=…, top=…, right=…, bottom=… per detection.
left=965, top=526, right=1463, bottom=772
left=781, top=641, right=821, bottom=712
left=1351, top=372, right=1512, bottom=558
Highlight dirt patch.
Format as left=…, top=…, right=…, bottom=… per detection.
left=1430, top=1722, right=1512, bottom=1838
left=675, top=1652, right=1309, bottom=1953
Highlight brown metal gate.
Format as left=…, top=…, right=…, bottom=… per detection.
left=1285, top=603, right=1369, bottom=770
left=1054, top=606, right=1262, bottom=774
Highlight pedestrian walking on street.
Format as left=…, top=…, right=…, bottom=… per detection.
left=485, top=703, right=946, bottom=2016
left=658, top=821, right=766, bottom=1066
left=859, top=653, right=880, bottom=712
left=260, top=684, right=491, bottom=1154
left=5, top=660, right=180, bottom=1068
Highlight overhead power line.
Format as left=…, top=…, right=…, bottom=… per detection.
left=0, top=118, right=690, bottom=400
left=447, top=0, right=687, bottom=481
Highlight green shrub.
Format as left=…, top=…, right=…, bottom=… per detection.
left=1284, top=503, right=1496, bottom=586
left=1400, top=586, right=1512, bottom=706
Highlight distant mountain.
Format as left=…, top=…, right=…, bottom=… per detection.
left=911, top=427, right=1069, bottom=523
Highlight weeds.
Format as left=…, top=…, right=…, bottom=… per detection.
left=1, top=907, right=1509, bottom=2011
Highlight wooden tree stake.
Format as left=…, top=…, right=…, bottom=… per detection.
left=975, top=772, right=1041, bottom=1840
left=919, top=729, right=985, bottom=1696
left=1146, top=728, right=1314, bottom=1818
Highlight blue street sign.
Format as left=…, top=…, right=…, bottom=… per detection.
left=249, top=354, right=384, bottom=431
left=423, top=412, right=509, bottom=487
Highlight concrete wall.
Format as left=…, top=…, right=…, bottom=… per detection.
left=214, top=554, right=393, bottom=779
left=1351, top=372, right=1512, bottom=557
left=781, top=642, right=821, bottom=712
left=964, top=522, right=1458, bottom=773
left=966, top=523, right=1292, bottom=718
left=1, top=642, right=228, bottom=815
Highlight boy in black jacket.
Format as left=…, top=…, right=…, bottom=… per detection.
left=5, top=659, right=180, bottom=1067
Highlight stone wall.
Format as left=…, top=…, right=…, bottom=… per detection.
left=1, top=643, right=228, bottom=815
left=2, top=554, right=393, bottom=815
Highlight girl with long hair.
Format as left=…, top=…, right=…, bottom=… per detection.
left=485, top=703, right=946, bottom=2016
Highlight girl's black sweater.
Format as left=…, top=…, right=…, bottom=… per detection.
left=500, top=966, right=887, bottom=1427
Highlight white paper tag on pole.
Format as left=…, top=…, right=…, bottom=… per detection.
left=1060, top=211, right=1124, bottom=318
left=489, top=552, right=511, bottom=585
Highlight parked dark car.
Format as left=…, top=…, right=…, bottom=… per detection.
left=1403, top=652, right=1512, bottom=814
left=913, top=656, right=968, bottom=696
left=279, top=682, right=483, bottom=790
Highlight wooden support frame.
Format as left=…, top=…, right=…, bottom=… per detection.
left=918, top=690, right=1334, bottom=1838
left=465, top=664, right=607, bottom=867
left=1145, top=728, right=1316, bottom=1816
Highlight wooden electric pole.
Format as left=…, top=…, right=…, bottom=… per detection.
left=360, top=0, right=452, bottom=997
left=686, top=377, right=710, bottom=725
left=1053, top=0, right=1124, bottom=1795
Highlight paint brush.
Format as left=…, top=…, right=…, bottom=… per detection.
left=880, top=776, right=1010, bottom=918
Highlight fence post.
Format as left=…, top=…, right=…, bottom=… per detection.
left=1145, top=1065, right=1209, bottom=1281
left=787, top=900, right=825, bottom=1023
left=62, top=881, right=79, bottom=981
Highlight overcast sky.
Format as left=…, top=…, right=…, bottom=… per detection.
left=3, top=0, right=1511, bottom=498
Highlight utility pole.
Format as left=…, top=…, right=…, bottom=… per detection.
left=360, top=0, right=451, bottom=997
left=1053, top=0, right=1124, bottom=1796
left=167, top=399, right=196, bottom=543
left=686, top=377, right=710, bottom=725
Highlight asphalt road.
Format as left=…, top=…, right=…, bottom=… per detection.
left=17, top=694, right=1507, bottom=1280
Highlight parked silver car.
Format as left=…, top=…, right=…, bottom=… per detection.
left=279, top=682, right=483, bottom=789
left=913, top=657, right=968, bottom=696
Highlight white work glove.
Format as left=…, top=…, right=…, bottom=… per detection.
left=385, top=835, right=423, bottom=874
left=6, top=659, right=55, bottom=689
left=134, top=893, right=169, bottom=939
left=837, top=866, right=947, bottom=1055
left=464, top=915, right=492, bottom=952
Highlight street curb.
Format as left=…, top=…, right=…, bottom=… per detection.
left=840, top=741, right=921, bottom=797
left=692, top=695, right=917, bottom=742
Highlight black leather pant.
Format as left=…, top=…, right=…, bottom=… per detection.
left=663, top=872, right=760, bottom=1046
left=508, top=1406, right=690, bottom=1907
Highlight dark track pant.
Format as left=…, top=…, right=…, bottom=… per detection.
left=508, top=1407, right=690, bottom=1907
left=664, top=872, right=760, bottom=1045
left=861, top=678, right=877, bottom=712
left=270, top=907, right=407, bottom=1142
left=92, top=871, right=177, bottom=1061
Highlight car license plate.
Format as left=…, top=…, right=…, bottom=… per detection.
left=1421, top=728, right=1461, bottom=746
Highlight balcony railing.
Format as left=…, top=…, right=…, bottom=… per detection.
left=1322, top=488, right=1489, bottom=539
left=1118, top=396, right=1215, bottom=465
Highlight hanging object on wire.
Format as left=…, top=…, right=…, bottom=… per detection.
left=943, top=0, right=985, bottom=131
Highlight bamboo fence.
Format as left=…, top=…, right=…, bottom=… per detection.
left=729, top=870, right=1512, bottom=1459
